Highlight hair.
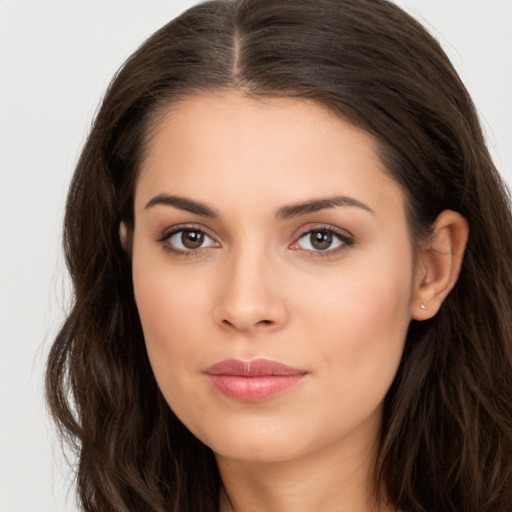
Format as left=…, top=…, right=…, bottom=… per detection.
left=46, top=0, right=512, bottom=511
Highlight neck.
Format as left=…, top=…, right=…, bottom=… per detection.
left=216, top=431, right=392, bottom=512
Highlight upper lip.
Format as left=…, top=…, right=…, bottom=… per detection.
left=204, top=358, right=307, bottom=377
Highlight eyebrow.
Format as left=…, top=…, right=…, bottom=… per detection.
left=144, top=193, right=374, bottom=219
left=275, top=195, right=374, bottom=220
left=145, top=193, right=219, bottom=217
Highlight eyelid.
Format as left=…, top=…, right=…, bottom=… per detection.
left=155, top=222, right=354, bottom=257
left=289, top=224, right=355, bottom=255
left=157, top=223, right=220, bottom=255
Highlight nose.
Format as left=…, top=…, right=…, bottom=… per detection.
left=213, top=247, right=288, bottom=333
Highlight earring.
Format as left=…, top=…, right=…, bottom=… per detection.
left=420, top=303, right=426, bottom=310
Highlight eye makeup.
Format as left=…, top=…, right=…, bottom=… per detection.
left=155, top=221, right=356, bottom=260
left=289, top=224, right=356, bottom=259
left=156, top=223, right=220, bottom=256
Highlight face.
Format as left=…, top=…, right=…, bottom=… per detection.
left=131, top=92, right=417, bottom=464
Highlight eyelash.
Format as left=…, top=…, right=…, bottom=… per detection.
left=157, top=224, right=218, bottom=257
left=156, top=224, right=355, bottom=258
left=291, top=225, right=355, bottom=258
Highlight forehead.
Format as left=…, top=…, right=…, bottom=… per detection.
left=135, top=92, right=403, bottom=219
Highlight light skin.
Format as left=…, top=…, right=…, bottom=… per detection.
left=125, top=91, right=468, bottom=512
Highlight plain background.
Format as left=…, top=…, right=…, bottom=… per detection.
left=0, top=1, right=511, bottom=510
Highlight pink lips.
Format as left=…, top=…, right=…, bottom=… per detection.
left=204, top=358, right=307, bottom=402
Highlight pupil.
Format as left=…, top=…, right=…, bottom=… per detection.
left=311, top=231, right=332, bottom=250
left=182, top=230, right=204, bottom=249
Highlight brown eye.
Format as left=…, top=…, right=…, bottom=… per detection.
left=181, top=230, right=204, bottom=249
left=295, top=228, right=349, bottom=253
left=310, top=231, right=333, bottom=250
left=164, top=228, right=217, bottom=252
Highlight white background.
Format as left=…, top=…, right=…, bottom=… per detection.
left=0, top=1, right=510, bottom=511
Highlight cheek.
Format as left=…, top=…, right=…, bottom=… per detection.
left=134, top=271, right=203, bottom=341
left=132, top=255, right=214, bottom=399
left=134, top=278, right=214, bottom=435
left=299, top=249, right=413, bottom=397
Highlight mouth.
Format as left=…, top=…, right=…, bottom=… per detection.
left=203, top=358, right=308, bottom=402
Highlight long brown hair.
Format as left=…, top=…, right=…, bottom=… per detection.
left=46, top=1, right=512, bottom=510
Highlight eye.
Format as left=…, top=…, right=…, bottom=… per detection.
left=291, top=227, right=354, bottom=255
left=297, top=230, right=343, bottom=251
left=159, top=227, right=219, bottom=254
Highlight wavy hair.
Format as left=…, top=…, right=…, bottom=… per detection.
left=46, top=0, right=512, bottom=510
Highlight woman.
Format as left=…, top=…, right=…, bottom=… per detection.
left=46, top=0, right=512, bottom=511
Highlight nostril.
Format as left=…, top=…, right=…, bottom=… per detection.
left=220, top=318, right=274, bottom=331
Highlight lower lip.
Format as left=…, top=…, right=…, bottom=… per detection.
left=206, top=374, right=306, bottom=402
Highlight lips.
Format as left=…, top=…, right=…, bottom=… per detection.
left=203, top=358, right=307, bottom=402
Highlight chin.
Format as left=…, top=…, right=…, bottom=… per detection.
left=186, top=414, right=310, bottom=463
left=211, top=436, right=307, bottom=464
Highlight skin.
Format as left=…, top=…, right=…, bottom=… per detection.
left=128, top=92, right=468, bottom=512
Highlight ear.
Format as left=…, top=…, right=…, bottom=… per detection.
left=119, top=222, right=132, bottom=253
left=411, top=210, right=469, bottom=320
